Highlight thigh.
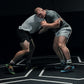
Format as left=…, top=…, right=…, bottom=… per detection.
left=17, top=29, right=31, bottom=43
left=55, top=28, right=72, bottom=44
left=53, top=35, right=67, bottom=46
left=20, top=40, right=30, bottom=50
left=55, top=27, right=72, bottom=40
left=57, top=36, right=67, bottom=45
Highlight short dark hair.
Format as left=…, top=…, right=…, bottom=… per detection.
left=34, top=7, right=42, bottom=14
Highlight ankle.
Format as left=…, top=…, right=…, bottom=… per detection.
left=66, top=59, right=72, bottom=64
left=9, top=60, right=15, bottom=65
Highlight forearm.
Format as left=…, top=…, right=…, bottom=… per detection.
left=46, top=18, right=62, bottom=29
left=40, top=18, right=62, bottom=30
left=46, top=22, right=60, bottom=29
left=39, top=27, right=48, bottom=34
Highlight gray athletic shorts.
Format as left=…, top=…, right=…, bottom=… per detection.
left=55, top=26, right=72, bottom=39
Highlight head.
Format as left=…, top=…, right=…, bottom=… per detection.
left=34, top=7, right=46, bottom=18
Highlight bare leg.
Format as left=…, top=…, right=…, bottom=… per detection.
left=53, top=36, right=65, bottom=62
left=57, top=36, right=72, bottom=64
left=53, top=36, right=74, bottom=72
left=10, top=40, right=30, bottom=64
left=6, top=40, right=33, bottom=75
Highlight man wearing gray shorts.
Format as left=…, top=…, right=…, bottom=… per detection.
left=35, top=7, right=75, bottom=72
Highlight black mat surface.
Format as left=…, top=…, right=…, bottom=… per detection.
left=0, top=63, right=84, bottom=84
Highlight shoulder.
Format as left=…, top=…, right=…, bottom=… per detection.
left=26, top=14, right=38, bottom=21
left=27, top=14, right=44, bottom=22
left=46, top=10, right=57, bottom=16
left=46, top=10, right=56, bottom=13
left=28, top=14, right=36, bottom=19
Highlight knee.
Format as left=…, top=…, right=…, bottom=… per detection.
left=25, top=45, right=35, bottom=53
left=25, top=49, right=30, bottom=53
left=58, top=43, right=65, bottom=49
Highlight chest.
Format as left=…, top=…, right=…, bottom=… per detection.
left=45, top=16, right=54, bottom=23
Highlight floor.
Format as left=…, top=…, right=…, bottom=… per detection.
left=0, top=56, right=84, bottom=84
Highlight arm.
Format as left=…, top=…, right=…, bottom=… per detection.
left=41, top=18, right=63, bottom=29
left=38, top=27, right=48, bottom=34
left=39, top=18, right=63, bottom=34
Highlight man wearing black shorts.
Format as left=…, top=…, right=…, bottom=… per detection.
left=6, top=14, right=44, bottom=74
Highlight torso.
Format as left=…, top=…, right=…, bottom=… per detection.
left=19, top=14, right=44, bottom=33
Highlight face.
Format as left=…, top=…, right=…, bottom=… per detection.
left=35, top=8, right=46, bottom=18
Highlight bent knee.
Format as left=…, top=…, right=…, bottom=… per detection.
left=25, top=48, right=30, bottom=53
left=58, top=43, right=65, bottom=49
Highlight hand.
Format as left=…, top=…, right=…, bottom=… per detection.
left=56, top=18, right=63, bottom=23
left=41, top=20, right=48, bottom=28
left=54, top=18, right=63, bottom=26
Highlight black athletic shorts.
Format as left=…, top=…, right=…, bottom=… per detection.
left=16, top=29, right=32, bottom=43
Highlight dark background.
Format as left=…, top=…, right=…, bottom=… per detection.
left=0, top=0, right=84, bottom=64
